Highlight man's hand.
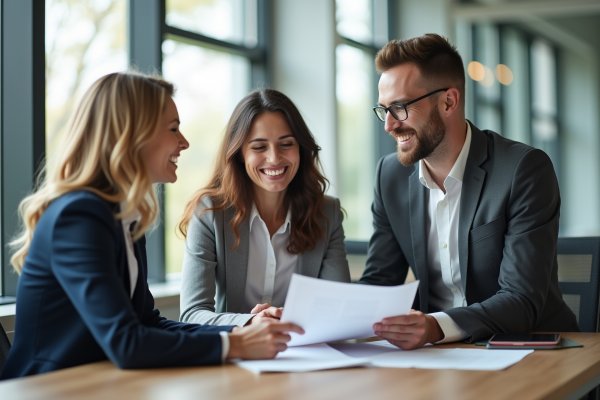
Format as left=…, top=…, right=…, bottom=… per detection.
left=248, top=303, right=283, bottom=324
left=227, top=320, right=304, bottom=359
left=373, top=309, right=444, bottom=350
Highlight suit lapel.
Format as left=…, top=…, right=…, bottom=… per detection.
left=224, top=207, right=250, bottom=313
left=458, top=122, right=488, bottom=290
left=408, top=167, right=430, bottom=311
left=296, top=220, right=327, bottom=278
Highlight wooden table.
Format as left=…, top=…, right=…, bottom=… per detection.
left=2, top=332, right=600, bottom=400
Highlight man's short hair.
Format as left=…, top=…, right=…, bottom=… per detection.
left=375, top=34, right=465, bottom=108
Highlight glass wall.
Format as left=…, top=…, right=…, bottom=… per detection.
left=162, top=40, right=250, bottom=275
left=336, top=44, right=375, bottom=239
left=531, top=39, right=560, bottom=171
left=468, top=23, right=560, bottom=171
left=162, top=0, right=257, bottom=276
left=335, top=0, right=383, bottom=242
left=45, top=0, right=127, bottom=157
left=166, top=0, right=256, bottom=47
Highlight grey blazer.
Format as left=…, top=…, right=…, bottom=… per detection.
left=180, top=195, right=351, bottom=326
left=359, top=122, right=578, bottom=342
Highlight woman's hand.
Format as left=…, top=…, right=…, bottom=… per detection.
left=249, top=303, right=283, bottom=324
left=227, top=320, right=304, bottom=359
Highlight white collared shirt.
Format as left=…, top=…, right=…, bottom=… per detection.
left=242, top=204, right=299, bottom=313
left=119, top=202, right=141, bottom=299
left=418, top=123, right=472, bottom=343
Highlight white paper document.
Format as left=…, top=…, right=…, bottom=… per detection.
left=280, top=274, right=420, bottom=346
left=234, top=343, right=371, bottom=374
left=330, top=341, right=533, bottom=371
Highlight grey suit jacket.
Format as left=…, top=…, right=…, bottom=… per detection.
left=359, top=122, right=578, bottom=342
left=180, top=195, right=351, bottom=326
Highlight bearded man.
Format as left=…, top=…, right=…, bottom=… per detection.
left=359, top=34, right=579, bottom=349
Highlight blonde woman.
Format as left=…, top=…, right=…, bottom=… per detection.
left=1, top=72, right=302, bottom=380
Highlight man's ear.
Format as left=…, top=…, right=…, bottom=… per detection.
left=441, top=88, right=460, bottom=116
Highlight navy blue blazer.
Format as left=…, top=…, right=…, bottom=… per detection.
left=1, top=191, right=234, bottom=380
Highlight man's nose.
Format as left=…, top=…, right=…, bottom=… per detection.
left=384, top=111, right=402, bottom=133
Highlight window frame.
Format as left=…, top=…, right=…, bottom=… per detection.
left=470, top=22, right=561, bottom=176
left=1, top=0, right=46, bottom=299
left=335, top=0, right=396, bottom=250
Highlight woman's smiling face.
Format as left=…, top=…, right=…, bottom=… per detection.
left=140, top=96, right=189, bottom=184
left=241, top=111, right=300, bottom=196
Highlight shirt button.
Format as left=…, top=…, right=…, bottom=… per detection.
left=264, top=298, right=271, bottom=303
left=440, top=201, right=447, bottom=207
left=452, top=288, right=458, bottom=293
left=442, top=242, right=448, bottom=249
left=270, top=263, right=274, bottom=267
left=269, top=274, right=273, bottom=279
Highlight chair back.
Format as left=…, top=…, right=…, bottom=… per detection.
left=557, top=237, right=600, bottom=332
left=0, top=320, right=11, bottom=375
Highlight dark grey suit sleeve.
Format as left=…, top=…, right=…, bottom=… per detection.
left=359, top=156, right=410, bottom=286
left=317, top=197, right=351, bottom=282
left=179, top=201, right=253, bottom=327
left=446, top=148, right=561, bottom=341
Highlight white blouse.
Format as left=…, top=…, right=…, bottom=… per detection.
left=242, top=204, right=299, bottom=312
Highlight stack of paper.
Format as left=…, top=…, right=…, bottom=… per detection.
left=330, top=341, right=533, bottom=370
left=234, top=343, right=371, bottom=374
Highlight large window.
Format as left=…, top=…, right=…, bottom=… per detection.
left=0, top=1, right=266, bottom=299
left=335, top=0, right=392, bottom=243
left=45, top=0, right=127, bottom=156
left=162, top=41, right=251, bottom=276
left=468, top=23, right=560, bottom=171
left=162, top=0, right=262, bottom=277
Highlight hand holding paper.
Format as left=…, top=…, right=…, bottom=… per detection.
left=280, top=274, right=419, bottom=346
left=374, top=310, right=444, bottom=350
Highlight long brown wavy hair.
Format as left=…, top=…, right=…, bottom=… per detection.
left=178, top=89, right=328, bottom=254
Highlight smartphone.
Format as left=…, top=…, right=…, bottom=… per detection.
left=488, top=333, right=561, bottom=346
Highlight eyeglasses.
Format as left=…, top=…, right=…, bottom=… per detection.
left=373, top=88, right=449, bottom=122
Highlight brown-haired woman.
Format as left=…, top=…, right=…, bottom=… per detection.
left=178, top=89, right=351, bottom=326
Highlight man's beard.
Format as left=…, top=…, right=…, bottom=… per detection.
left=394, top=106, right=446, bottom=166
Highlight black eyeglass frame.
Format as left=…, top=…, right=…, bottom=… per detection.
left=373, top=88, right=449, bottom=122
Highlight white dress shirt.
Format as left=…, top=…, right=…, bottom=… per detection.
left=242, top=204, right=299, bottom=313
left=417, top=124, right=472, bottom=343
left=119, top=202, right=141, bottom=299
left=119, top=202, right=231, bottom=361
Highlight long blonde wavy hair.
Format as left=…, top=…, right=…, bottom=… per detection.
left=10, top=72, right=174, bottom=273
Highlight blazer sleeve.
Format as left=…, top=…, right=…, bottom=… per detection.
left=51, top=197, right=232, bottom=369
left=445, top=148, right=561, bottom=341
left=359, top=156, right=410, bottom=286
left=317, top=197, right=351, bottom=283
left=180, top=201, right=254, bottom=326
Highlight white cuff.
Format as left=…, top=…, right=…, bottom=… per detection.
left=430, top=312, right=468, bottom=344
left=219, top=331, right=230, bottom=362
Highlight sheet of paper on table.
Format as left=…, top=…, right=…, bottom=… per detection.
left=330, top=341, right=533, bottom=371
left=280, top=274, right=420, bottom=346
left=234, top=343, right=371, bottom=374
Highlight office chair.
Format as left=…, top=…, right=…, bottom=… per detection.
left=0, top=321, right=11, bottom=375
left=557, top=237, right=600, bottom=400
left=557, top=237, right=600, bottom=332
